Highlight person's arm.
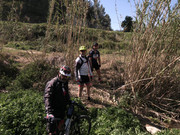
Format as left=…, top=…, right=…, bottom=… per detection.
left=64, top=82, right=71, bottom=104
left=74, top=58, right=81, bottom=81
left=88, top=51, right=93, bottom=68
left=44, top=81, right=54, bottom=114
left=98, top=51, right=101, bottom=67
left=88, top=60, right=93, bottom=76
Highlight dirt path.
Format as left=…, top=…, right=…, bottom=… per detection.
left=69, top=82, right=116, bottom=108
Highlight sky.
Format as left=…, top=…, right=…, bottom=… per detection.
left=99, top=0, right=178, bottom=31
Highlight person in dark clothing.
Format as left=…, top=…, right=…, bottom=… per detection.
left=44, top=65, right=71, bottom=135
left=89, top=42, right=101, bottom=81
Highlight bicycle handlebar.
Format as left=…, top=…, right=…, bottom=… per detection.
left=45, top=101, right=88, bottom=121
left=70, top=101, right=88, bottom=112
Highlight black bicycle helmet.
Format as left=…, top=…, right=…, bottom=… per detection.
left=93, top=42, right=98, bottom=47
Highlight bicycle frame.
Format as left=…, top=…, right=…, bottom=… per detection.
left=45, top=101, right=91, bottom=135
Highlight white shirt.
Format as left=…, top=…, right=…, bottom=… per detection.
left=75, top=55, right=93, bottom=79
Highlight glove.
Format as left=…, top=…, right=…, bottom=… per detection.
left=68, top=99, right=72, bottom=105
left=46, top=114, right=54, bottom=123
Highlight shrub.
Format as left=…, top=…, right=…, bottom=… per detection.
left=156, top=129, right=180, bottom=135
left=5, top=41, right=41, bottom=50
left=7, top=60, right=57, bottom=91
left=0, top=90, right=46, bottom=135
left=100, top=49, right=113, bottom=54
left=90, top=107, right=149, bottom=135
left=0, top=54, right=19, bottom=89
left=101, top=41, right=117, bottom=50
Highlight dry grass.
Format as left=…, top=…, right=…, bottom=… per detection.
left=120, top=0, right=180, bottom=126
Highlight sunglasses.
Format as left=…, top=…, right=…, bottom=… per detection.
left=62, top=68, right=71, bottom=74
left=80, top=50, right=86, bottom=52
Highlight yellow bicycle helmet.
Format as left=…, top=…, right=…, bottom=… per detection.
left=79, top=46, right=87, bottom=51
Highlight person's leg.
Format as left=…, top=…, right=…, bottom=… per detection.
left=85, top=76, right=91, bottom=100
left=78, top=76, right=84, bottom=98
left=86, top=84, right=91, bottom=98
left=93, top=61, right=101, bottom=81
left=78, top=85, right=84, bottom=97
left=96, top=69, right=101, bottom=81
left=47, top=121, right=56, bottom=135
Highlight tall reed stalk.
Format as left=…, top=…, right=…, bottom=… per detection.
left=44, top=0, right=89, bottom=74
left=124, top=0, right=180, bottom=124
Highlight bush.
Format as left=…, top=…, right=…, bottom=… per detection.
left=90, top=107, right=149, bottom=135
left=100, top=49, right=113, bottom=54
left=7, top=60, right=57, bottom=91
left=0, top=54, right=19, bottom=89
left=101, top=41, right=117, bottom=50
left=0, top=90, right=46, bottom=135
left=0, top=90, right=178, bottom=135
left=156, top=129, right=180, bottom=135
left=5, top=41, right=41, bottom=50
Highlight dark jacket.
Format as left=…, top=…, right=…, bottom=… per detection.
left=89, top=49, right=100, bottom=63
left=44, top=76, right=70, bottom=118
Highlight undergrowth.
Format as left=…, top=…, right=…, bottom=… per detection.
left=7, top=60, right=57, bottom=91
left=0, top=90, right=148, bottom=135
left=0, top=90, right=178, bottom=135
left=0, top=54, right=19, bottom=89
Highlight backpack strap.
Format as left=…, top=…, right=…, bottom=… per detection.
left=79, top=56, right=88, bottom=69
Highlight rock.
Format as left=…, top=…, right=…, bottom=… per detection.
left=145, top=124, right=161, bottom=134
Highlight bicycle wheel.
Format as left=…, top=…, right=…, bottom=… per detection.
left=69, top=115, right=91, bottom=135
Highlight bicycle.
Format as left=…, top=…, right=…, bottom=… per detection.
left=45, top=101, right=91, bottom=135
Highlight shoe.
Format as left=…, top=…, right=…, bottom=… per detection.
left=88, top=97, right=91, bottom=100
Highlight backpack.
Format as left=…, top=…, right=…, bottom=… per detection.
left=79, top=56, right=88, bottom=69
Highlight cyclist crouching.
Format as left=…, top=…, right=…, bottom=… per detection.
left=44, top=65, right=71, bottom=135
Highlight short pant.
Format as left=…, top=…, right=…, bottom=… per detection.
left=92, top=61, right=100, bottom=71
left=78, top=75, right=90, bottom=86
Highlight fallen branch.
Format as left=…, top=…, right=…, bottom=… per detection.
left=148, top=101, right=177, bottom=116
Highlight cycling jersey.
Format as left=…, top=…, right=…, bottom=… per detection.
left=89, top=49, right=101, bottom=70
left=89, top=49, right=100, bottom=62
left=75, top=55, right=93, bottom=81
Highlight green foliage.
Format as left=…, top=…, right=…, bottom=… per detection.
left=0, top=21, right=131, bottom=53
left=101, top=41, right=117, bottom=50
left=121, top=16, right=133, bottom=32
left=0, top=54, right=19, bottom=89
left=86, top=0, right=111, bottom=30
left=100, top=49, right=113, bottom=54
left=0, top=90, right=46, bottom=135
left=5, top=41, right=40, bottom=50
left=0, top=0, right=49, bottom=22
left=90, top=107, right=149, bottom=135
left=156, top=129, right=180, bottom=135
left=0, top=90, right=178, bottom=135
left=7, top=60, right=57, bottom=91
left=0, top=21, right=46, bottom=42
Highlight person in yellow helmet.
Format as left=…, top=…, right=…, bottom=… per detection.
left=74, top=46, right=93, bottom=100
